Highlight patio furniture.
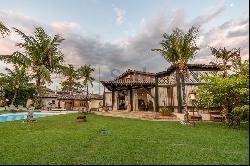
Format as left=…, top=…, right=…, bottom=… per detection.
left=210, top=111, right=225, bottom=122
left=188, top=110, right=202, bottom=121
left=51, top=108, right=66, bottom=112
left=8, top=105, right=18, bottom=111
left=18, top=105, right=26, bottom=111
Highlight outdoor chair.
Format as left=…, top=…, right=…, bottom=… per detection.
left=209, top=111, right=225, bottom=122
left=9, top=105, right=18, bottom=111
left=18, top=105, right=26, bottom=111
left=188, top=110, right=202, bottom=121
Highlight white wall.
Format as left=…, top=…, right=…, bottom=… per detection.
left=41, top=98, right=58, bottom=109
left=90, top=99, right=103, bottom=109
left=104, top=92, right=112, bottom=107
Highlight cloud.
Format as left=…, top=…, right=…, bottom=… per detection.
left=192, top=17, right=249, bottom=63
left=139, top=17, right=145, bottom=26
left=113, top=6, right=125, bottom=25
left=50, top=21, right=81, bottom=33
left=190, top=5, right=225, bottom=27
left=0, top=5, right=249, bottom=93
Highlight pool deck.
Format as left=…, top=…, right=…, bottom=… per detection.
left=94, top=110, right=179, bottom=121
left=40, top=111, right=78, bottom=114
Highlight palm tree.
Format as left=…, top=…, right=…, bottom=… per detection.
left=61, top=64, right=81, bottom=93
left=152, top=25, right=200, bottom=123
left=0, top=65, right=30, bottom=105
left=0, top=21, right=10, bottom=37
left=209, top=47, right=239, bottom=78
left=78, top=65, right=95, bottom=96
left=0, top=27, right=64, bottom=108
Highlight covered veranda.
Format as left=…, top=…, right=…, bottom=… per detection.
left=101, top=79, right=156, bottom=112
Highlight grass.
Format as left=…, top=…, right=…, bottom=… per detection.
left=0, top=113, right=248, bottom=165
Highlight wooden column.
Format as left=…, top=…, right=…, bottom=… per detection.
left=112, top=89, right=115, bottom=110
left=103, top=87, right=106, bottom=107
left=130, top=88, right=133, bottom=111
left=155, top=76, right=159, bottom=112
left=176, top=69, right=183, bottom=113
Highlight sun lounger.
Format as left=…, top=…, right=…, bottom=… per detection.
left=210, top=111, right=225, bottom=122
left=51, top=108, right=66, bottom=112
left=8, top=105, right=18, bottom=111
left=18, top=105, right=27, bottom=111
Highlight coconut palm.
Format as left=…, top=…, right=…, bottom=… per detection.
left=152, top=25, right=200, bottom=123
left=78, top=65, right=95, bottom=96
left=61, top=64, right=81, bottom=92
left=0, top=27, right=64, bottom=108
left=0, top=21, right=10, bottom=37
left=209, top=47, right=239, bottom=78
left=0, top=65, right=30, bottom=105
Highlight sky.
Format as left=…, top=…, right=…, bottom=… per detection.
left=0, top=0, right=249, bottom=94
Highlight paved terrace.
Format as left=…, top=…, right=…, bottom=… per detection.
left=95, top=110, right=179, bottom=121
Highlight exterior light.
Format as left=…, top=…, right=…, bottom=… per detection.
left=189, top=92, right=196, bottom=101
left=189, top=91, right=197, bottom=128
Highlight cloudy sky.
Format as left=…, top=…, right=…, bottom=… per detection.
left=0, top=0, right=249, bottom=94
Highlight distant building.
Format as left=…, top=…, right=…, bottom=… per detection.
left=41, top=90, right=103, bottom=111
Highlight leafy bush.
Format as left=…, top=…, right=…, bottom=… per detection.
left=194, top=60, right=249, bottom=127
left=76, top=115, right=87, bottom=122
left=229, top=105, right=249, bottom=127
left=160, top=107, right=173, bottom=116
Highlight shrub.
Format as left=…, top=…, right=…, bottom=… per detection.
left=76, top=115, right=87, bottom=122
left=160, top=107, right=173, bottom=116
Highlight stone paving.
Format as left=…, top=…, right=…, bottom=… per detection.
left=95, top=110, right=179, bottom=121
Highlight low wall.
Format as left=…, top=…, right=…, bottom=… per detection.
left=173, top=112, right=211, bottom=121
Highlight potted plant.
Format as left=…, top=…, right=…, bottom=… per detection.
left=76, top=115, right=87, bottom=122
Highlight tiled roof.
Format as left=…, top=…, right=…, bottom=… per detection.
left=114, top=69, right=156, bottom=81
left=156, top=64, right=223, bottom=76
left=101, top=79, right=155, bottom=86
left=57, top=94, right=103, bottom=100
left=57, top=94, right=88, bottom=100
left=40, top=93, right=58, bottom=98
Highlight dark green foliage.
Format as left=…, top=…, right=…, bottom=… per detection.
left=4, top=84, right=35, bottom=106
left=0, top=27, right=65, bottom=108
left=195, top=54, right=249, bottom=127
left=0, top=21, right=10, bottom=37
left=77, top=64, right=95, bottom=95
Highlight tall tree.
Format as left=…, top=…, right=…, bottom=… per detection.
left=0, top=21, right=10, bottom=37
left=78, top=65, right=95, bottom=96
left=209, top=47, right=239, bottom=78
left=61, top=64, right=81, bottom=93
left=0, top=65, right=30, bottom=105
left=0, top=27, right=64, bottom=108
left=152, top=25, right=200, bottom=123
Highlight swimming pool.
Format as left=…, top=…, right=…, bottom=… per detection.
left=0, top=113, right=58, bottom=122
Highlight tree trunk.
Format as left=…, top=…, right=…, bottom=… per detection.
left=180, top=74, right=189, bottom=123
left=11, top=89, right=17, bottom=105
left=86, top=84, right=89, bottom=96
left=34, top=74, right=42, bottom=109
left=223, top=60, right=227, bottom=78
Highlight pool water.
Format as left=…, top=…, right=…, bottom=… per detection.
left=0, top=113, right=55, bottom=122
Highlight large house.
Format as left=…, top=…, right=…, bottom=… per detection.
left=101, top=64, right=223, bottom=120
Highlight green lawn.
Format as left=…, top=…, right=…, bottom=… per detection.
left=0, top=113, right=248, bottom=165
